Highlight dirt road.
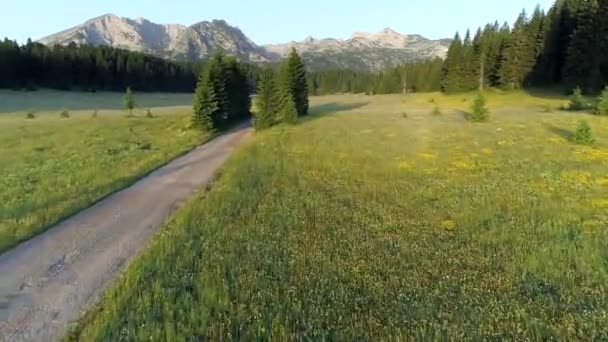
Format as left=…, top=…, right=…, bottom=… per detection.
left=0, top=124, right=251, bottom=342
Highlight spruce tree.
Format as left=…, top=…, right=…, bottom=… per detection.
left=563, top=0, right=600, bottom=91
left=595, top=86, right=608, bottom=115
left=279, top=48, right=309, bottom=116
left=124, top=86, right=135, bottom=116
left=468, top=92, right=490, bottom=122
left=441, top=32, right=465, bottom=93
left=206, top=53, right=229, bottom=128
left=223, top=56, right=252, bottom=124
left=281, top=92, right=298, bottom=124
left=574, top=120, right=595, bottom=144
left=192, top=69, right=217, bottom=132
left=254, top=68, right=280, bottom=130
left=598, top=0, right=608, bottom=87
left=499, top=10, right=536, bottom=89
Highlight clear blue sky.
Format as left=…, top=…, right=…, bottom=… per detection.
left=3, top=0, right=555, bottom=44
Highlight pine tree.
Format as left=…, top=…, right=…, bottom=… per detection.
left=595, top=86, right=608, bottom=115
left=281, top=92, right=298, bottom=124
left=254, top=68, right=280, bottom=130
left=499, top=10, right=536, bottom=89
left=563, top=0, right=600, bottom=91
left=192, top=69, right=217, bottom=131
left=574, top=120, right=595, bottom=144
left=223, top=56, right=252, bottom=124
left=124, top=86, right=135, bottom=116
left=279, top=48, right=309, bottom=116
left=468, top=92, right=490, bottom=122
left=206, top=53, right=229, bottom=128
left=441, top=32, right=465, bottom=93
left=599, top=0, right=608, bottom=87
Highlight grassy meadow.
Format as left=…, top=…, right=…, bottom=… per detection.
left=68, top=90, right=608, bottom=340
left=0, top=91, right=204, bottom=253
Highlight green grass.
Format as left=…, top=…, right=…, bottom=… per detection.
left=0, top=98, right=205, bottom=253
left=70, top=92, right=608, bottom=340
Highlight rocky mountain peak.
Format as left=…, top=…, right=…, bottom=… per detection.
left=38, top=15, right=450, bottom=71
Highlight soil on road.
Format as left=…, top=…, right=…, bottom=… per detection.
left=0, top=124, right=251, bottom=342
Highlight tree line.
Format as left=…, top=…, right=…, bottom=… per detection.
left=307, top=58, right=443, bottom=95
left=442, top=0, right=608, bottom=93
left=0, top=39, right=205, bottom=91
left=306, top=0, right=608, bottom=96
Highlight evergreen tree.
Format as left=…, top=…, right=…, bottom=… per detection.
left=254, top=68, right=280, bottom=130
left=595, top=86, right=608, bottom=115
left=441, top=32, right=465, bottom=93
left=281, top=92, right=298, bottom=124
left=279, top=48, right=309, bottom=116
left=468, top=92, right=490, bottom=122
left=124, top=87, right=135, bottom=116
left=223, top=56, right=252, bottom=125
left=563, top=0, right=601, bottom=91
left=206, top=53, right=229, bottom=128
left=499, top=9, right=536, bottom=89
left=574, top=120, right=595, bottom=144
left=192, top=69, right=217, bottom=131
left=599, top=0, right=608, bottom=87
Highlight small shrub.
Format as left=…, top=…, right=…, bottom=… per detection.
left=568, top=87, right=589, bottom=111
left=432, top=106, right=442, bottom=116
left=60, top=109, right=70, bottom=118
left=462, top=97, right=468, bottom=102
left=146, top=108, right=154, bottom=118
left=541, top=104, right=553, bottom=113
left=573, top=120, right=594, bottom=145
left=467, top=92, right=490, bottom=122
left=428, top=98, right=436, bottom=104
left=26, top=111, right=36, bottom=119
left=594, top=87, right=608, bottom=116
left=124, top=86, right=136, bottom=116
left=401, top=112, right=408, bottom=118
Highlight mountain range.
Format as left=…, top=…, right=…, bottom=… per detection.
left=38, top=14, right=450, bottom=71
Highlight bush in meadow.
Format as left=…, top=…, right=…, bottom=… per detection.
left=573, top=120, right=594, bottom=145
left=568, top=87, right=588, bottom=111
left=595, top=87, right=608, bottom=116
left=467, top=92, right=490, bottom=122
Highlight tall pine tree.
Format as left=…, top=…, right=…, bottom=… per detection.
left=441, top=32, right=465, bottom=93
left=279, top=48, right=309, bottom=116
left=254, top=67, right=280, bottom=130
left=563, top=0, right=601, bottom=91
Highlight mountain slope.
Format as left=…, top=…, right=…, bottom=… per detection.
left=265, top=29, right=450, bottom=70
left=38, top=15, right=449, bottom=70
left=38, top=14, right=270, bottom=62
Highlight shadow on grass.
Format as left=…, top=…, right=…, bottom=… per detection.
left=545, top=123, right=573, bottom=141
left=523, top=87, right=570, bottom=100
left=308, top=102, right=369, bottom=116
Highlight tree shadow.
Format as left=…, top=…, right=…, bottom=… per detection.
left=523, top=87, right=570, bottom=100
left=308, top=102, right=369, bottom=116
left=544, top=123, right=573, bottom=140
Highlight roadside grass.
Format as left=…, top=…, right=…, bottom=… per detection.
left=70, top=93, right=608, bottom=340
left=0, top=106, right=204, bottom=253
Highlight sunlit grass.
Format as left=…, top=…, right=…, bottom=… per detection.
left=69, top=92, right=608, bottom=340
left=0, top=102, right=204, bottom=253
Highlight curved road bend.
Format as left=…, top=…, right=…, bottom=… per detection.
left=0, top=124, right=251, bottom=342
